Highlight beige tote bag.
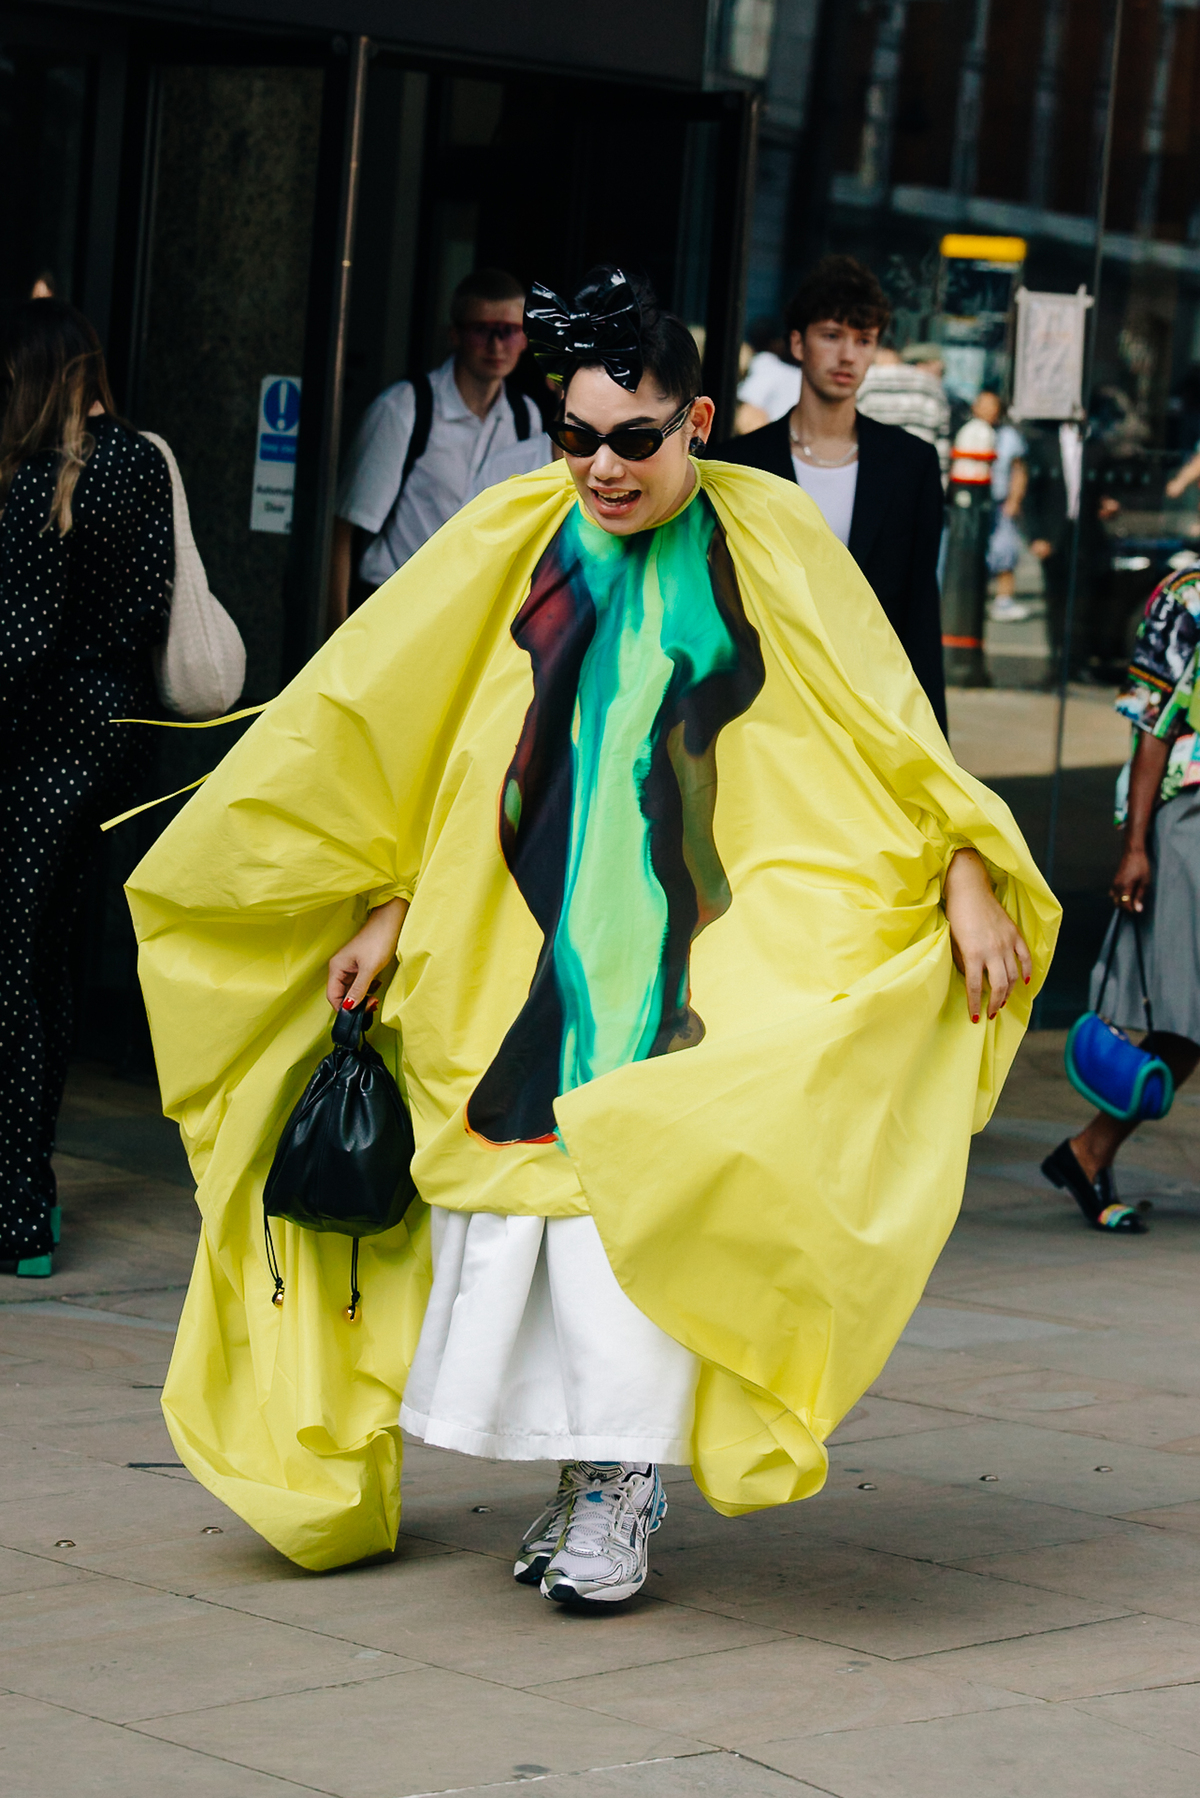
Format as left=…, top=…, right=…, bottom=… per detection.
left=141, top=432, right=246, bottom=719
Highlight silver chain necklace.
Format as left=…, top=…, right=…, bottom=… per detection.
left=788, top=425, right=858, bottom=469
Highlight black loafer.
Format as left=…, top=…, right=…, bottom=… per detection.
left=1041, top=1139, right=1147, bottom=1233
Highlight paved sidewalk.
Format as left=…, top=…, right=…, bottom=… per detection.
left=3, top=1043, right=1200, bottom=1796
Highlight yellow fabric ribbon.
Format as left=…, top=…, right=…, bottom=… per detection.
left=101, top=704, right=267, bottom=830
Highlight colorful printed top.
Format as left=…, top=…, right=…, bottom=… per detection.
left=467, top=489, right=764, bottom=1146
left=1115, top=563, right=1200, bottom=822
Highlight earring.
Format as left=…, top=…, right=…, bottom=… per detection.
left=689, top=436, right=703, bottom=451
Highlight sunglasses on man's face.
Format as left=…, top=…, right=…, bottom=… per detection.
left=549, top=397, right=696, bottom=463
left=459, top=322, right=526, bottom=344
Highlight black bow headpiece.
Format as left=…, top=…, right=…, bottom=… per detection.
left=524, top=270, right=643, bottom=393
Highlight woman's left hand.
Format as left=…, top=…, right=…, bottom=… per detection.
left=944, top=848, right=1033, bottom=1021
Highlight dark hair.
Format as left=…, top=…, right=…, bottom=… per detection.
left=784, top=255, right=891, bottom=339
left=746, top=315, right=783, bottom=354
left=450, top=267, right=525, bottom=325
left=0, top=298, right=119, bottom=536
left=564, top=267, right=702, bottom=406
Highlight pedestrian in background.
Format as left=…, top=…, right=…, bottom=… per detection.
left=0, top=300, right=173, bottom=1276
left=857, top=341, right=951, bottom=480
left=1023, top=419, right=1118, bottom=684
left=734, top=316, right=801, bottom=434
left=987, top=402, right=1029, bottom=623
left=1042, top=561, right=1200, bottom=1234
left=328, top=268, right=550, bottom=629
left=941, top=390, right=998, bottom=687
left=714, top=255, right=947, bottom=732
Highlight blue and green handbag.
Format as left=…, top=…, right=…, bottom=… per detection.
left=1064, top=911, right=1174, bottom=1122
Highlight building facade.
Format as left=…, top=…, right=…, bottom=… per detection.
left=8, top=0, right=760, bottom=1056
left=13, top=0, right=1197, bottom=1044
left=745, top=0, right=1200, bottom=1021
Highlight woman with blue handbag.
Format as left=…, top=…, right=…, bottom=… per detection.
left=1043, top=562, right=1200, bottom=1232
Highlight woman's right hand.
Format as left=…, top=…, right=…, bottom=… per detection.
left=326, top=897, right=409, bottom=1011
left=1111, top=844, right=1152, bottom=914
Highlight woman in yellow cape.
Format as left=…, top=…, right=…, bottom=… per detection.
left=127, top=270, right=1058, bottom=1583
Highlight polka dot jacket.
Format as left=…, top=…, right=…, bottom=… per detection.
left=1, top=416, right=173, bottom=1261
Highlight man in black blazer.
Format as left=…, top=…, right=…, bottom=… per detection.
left=1022, top=421, right=1118, bottom=682
left=713, top=256, right=947, bottom=733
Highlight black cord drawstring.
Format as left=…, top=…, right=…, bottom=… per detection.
left=346, top=1237, right=361, bottom=1322
left=264, top=1214, right=285, bottom=1307
left=265, top=1218, right=364, bottom=1319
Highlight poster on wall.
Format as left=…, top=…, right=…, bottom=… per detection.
left=250, top=376, right=302, bottom=533
left=1010, top=288, right=1092, bottom=422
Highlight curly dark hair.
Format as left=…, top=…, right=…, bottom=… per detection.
left=784, top=255, right=891, bottom=339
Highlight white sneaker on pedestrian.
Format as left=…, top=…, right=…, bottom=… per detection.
left=540, top=1462, right=666, bottom=1604
left=988, top=595, right=1032, bottom=622
left=513, top=1463, right=588, bottom=1586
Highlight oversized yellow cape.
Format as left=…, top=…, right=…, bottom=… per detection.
left=128, top=459, right=1059, bottom=1571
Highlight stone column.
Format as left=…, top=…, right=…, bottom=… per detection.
left=950, top=0, right=992, bottom=199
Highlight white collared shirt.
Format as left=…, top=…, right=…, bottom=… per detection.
left=1059, top=421, right=1083, bottom=521
left=336, top=357, right=545, bottom=585
left=738, top=350, right=801, bottom=421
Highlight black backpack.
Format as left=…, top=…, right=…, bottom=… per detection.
left=398, top=370, right=532, bottom=495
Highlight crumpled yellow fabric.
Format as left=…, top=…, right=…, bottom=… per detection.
left=127, top=459, right=1059, bottom=1570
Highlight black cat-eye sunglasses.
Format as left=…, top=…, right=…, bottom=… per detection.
left=548, top=397, right=696, bottom=462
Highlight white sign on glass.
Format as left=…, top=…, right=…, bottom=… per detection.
left=250, top=376, right=302, bottom=533
left=1010, top=287, right=1092, bottom=422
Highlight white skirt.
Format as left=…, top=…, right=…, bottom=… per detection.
left=399, top=1208, right=698, bottom=1462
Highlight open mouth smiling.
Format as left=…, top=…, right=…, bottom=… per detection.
left=588, top=487, right=642, bottom=516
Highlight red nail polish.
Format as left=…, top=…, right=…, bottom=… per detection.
left=342, top=998, right=355, bottom=1010
left=972, top=1013, right=980, bottom=1023
left=1024, top=976, right=1031, bottom=984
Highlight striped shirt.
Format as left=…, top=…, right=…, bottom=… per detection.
left=856, top=365, right=951, bottom=477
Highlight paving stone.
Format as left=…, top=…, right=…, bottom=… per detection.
left=537, top=1635, right=1024, bottom=1747
left=1121, top=1499, right=1200, bottom=1531
left=831, top=1418, right=1200, bottom=1516
left=899, top=1307, right=1080, bottom=1350
left=759, top=1697, right=1200, bottom=1798
left=0, top=1461, right=240, bottom=1562
left=651, top=1533, right=1126, bottom=1657
left=824, top=1395, right=976, bottom=1444
left=136, top=1666, right=706, bottom=1798
left=5, top=1044, right=1200, bottom=1795
left=198, top=1545, right=788, bottom=1687
left=1078, top=1681, right=1200, bottom=1755
left=405, top=1751, right=823, bottom=1796
left=794, top=1478, right=1126, bottom=1563
left=0, top=1593, right=421, bottom=1723
left=956, top=1525, right=1200, bottom=1624
left=0, top=1543, right=96, bottom=1599
left=752, top=1700, right=1200, bottom=1797
left=904, top=1612, right=1200, bottom=1700
left=0, top=1692, right=317, bottom=1796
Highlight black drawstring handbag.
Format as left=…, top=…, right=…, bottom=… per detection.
left=262, top=1002, right=417, bottom=1320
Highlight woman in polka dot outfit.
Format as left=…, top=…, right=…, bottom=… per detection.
left=0, top=300, right=173, bottom=1274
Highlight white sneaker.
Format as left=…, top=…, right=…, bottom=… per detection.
left=513, top=1464, right=588, bottom=1586
left=988, top=595, right=1032, bottom=622
left=540, top=1462, right=666, bottom=1604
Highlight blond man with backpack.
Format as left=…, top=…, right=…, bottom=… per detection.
left=328, top=268, right=550, bottom=627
